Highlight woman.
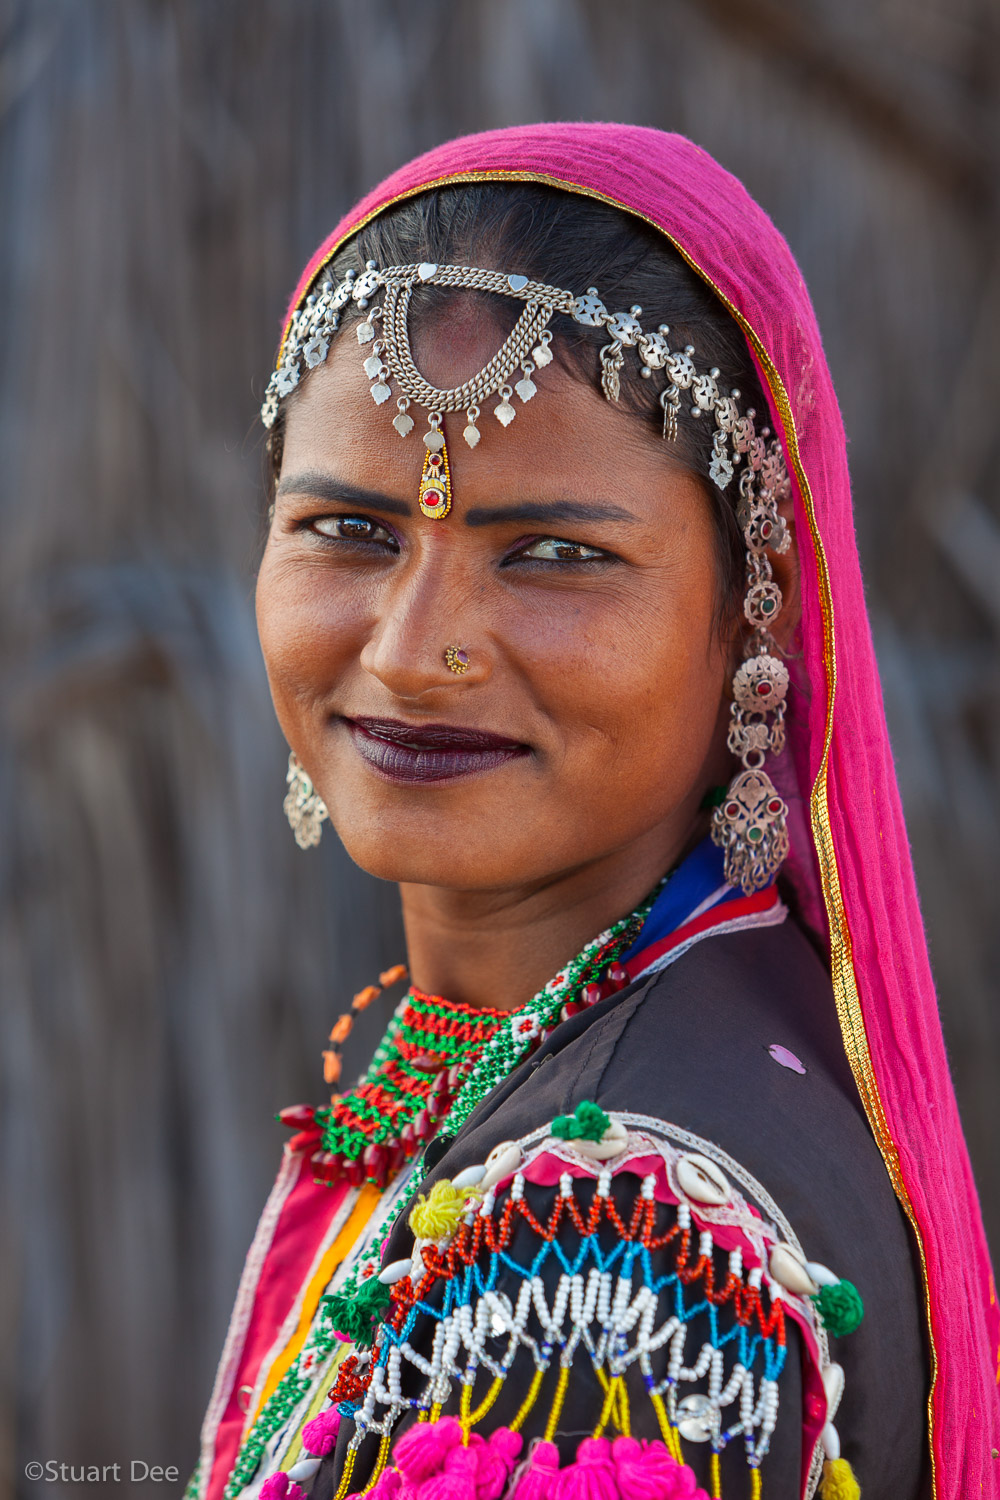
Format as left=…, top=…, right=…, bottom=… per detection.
left=188, top=126, right=998, bottom=1500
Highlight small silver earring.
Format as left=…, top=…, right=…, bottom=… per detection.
left=283, top=752, right=328, bottom=849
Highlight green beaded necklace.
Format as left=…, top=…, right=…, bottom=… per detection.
left=217, top=884, right=658, bottom=1500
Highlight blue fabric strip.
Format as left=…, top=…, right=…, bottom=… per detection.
left=620, top=836, right=742, bottom=962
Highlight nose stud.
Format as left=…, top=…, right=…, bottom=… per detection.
left=444, top=646, right=470, bottom=675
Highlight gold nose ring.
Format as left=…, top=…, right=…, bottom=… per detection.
left=444, top=646, right=470, bottom=675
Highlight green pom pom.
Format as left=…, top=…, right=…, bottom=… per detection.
left=324, top=1274, right=392, bottom=1349
left=551, top=1100, right=611, bottom=1142
left=812, top=1279, right=864, bottom=1336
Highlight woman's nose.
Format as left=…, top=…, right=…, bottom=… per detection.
left=358, top=565, right=490, bottom=701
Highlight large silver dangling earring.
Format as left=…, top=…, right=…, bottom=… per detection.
left=711, top=435, right=792, bottom=894
left=283, top=752, right=329, bottom=849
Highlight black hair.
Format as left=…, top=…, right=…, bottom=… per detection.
left=267, top=183, right=770, bottom=619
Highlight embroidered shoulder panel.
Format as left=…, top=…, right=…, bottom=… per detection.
left=294, top=1107, right=865, bottom=1500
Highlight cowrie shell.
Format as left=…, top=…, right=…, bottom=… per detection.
left=821, top=1423, right=841, bottom=1461
left=507, top=273, right=529, bottom=292
left=451, top=1163, right=486, bottom=1191
left=675, top=1152, right=731, bottom=1206
left=568, top=1119, right=628, bottom=1161
left=769, top=1242, right=818, bottom=1296
left=378, top=1257, right=412, bottom=1284
left=417, top=262, right=438, bottom=281
left=288, top=1458, right=322, bottom=1482
left=823, top=1362, right=845, bottom=1423
left=806, top=1260, right=839, bottom=1287
left=482, top=1141, right=522, bottom=1190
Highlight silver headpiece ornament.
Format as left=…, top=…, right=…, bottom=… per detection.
left=268, top=258, right=793, bottom=894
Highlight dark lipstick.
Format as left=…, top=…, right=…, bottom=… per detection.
left=344, top=716, right=529, bottom=784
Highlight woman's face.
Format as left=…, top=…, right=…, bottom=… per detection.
left=257, top=317, right=741, bottom=893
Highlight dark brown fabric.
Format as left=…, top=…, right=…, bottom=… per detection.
left=313, top=919, right=929, bottom=1500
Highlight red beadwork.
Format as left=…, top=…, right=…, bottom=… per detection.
left=607, top=963, right=629, bottom=989
left=279, top=1103, right=316, bottom=1130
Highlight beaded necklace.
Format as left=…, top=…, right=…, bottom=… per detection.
left=311, top=991, right=514, bottom=1188
left=221, top=887, right=659, bottom=1499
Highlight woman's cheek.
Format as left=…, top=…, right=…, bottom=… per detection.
left=257, top=551, right=368, bottom=696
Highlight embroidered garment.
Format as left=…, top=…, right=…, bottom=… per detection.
left=191, top=845, right=764, bottom=1499
left=309, top=915, right=926, bottom=1500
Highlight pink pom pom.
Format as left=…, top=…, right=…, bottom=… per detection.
left=416, top=1443, right=480, bottom=1500
left=474, top=1427, right=524, bottom=1500
left=511, top=1439, right=561, bottom=1500
left=369, top=1471, right=404, bottom=1500
left=259, top=1475, right=306, bottom=1500
left=302, top=1404, right=342, bottom=1457
left=394, top=1417, right=464, bottom=1485
left=612, top=1438, right=708, bottom=1500
left=555, top=1437, right=618, bottom=1500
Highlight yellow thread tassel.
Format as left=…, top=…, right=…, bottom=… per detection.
left=468, top=1374, right=505, bottom=1428
left=408, top=1180, right=477, bottom=1240
left=332, top=1447, right=358, bottom=1500
left=751, top=1468, right=762, bottom=1500
left=361, top=1432, right=393, bottom=1495
left=543, top=1365, right=571, bottom=1442
left=710, top=1450, right=721, bottom=1498
left=510, top=1368, right=544, bottom=1433
left=819, top=1457, right=861, bottom=1499
left=649, top=1391, right=684, bottom=1464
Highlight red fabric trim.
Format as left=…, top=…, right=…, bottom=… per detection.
left=205, top=1156, right=350, bottom=1500
left=623, top=886, right=780, bottom=980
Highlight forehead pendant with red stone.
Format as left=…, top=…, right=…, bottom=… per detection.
left=418, top=420, right=452, bottom=519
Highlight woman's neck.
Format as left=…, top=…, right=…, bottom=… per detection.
left=399, top=819, right=702, bottom=1011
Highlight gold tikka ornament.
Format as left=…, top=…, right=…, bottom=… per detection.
left=418, top=423, right=452, bottom=518
left=283, top=752, right=329, bottom=849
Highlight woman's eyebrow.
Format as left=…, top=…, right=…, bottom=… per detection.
left=275, top=471, right=412, bottom=517
left=463, top=500, right=636, bottom=527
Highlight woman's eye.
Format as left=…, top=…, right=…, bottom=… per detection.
left=515, top=537, right=607, bottom=562
left=310, top=514, right=398, bottom=548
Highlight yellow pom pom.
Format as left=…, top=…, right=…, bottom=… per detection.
left=819, top=1457, right=860, bottom=1499
left=408, top=1179, right=473, bottom=1240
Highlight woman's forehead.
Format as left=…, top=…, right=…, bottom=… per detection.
left=279, top=331, right=695, bottom=515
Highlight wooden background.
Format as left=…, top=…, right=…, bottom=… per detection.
left=1, top=0, right=997, bottom=1493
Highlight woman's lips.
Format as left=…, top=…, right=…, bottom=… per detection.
left=343, top=716, right=529, bottom=784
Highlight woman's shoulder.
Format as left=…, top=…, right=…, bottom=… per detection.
left=417, top=918, right=929, bottom=1498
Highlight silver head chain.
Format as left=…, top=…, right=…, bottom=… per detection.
left=265, top=257, right=795, bottom=894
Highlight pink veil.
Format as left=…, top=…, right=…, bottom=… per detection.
left=281, top=124, right=999, bottom=1494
